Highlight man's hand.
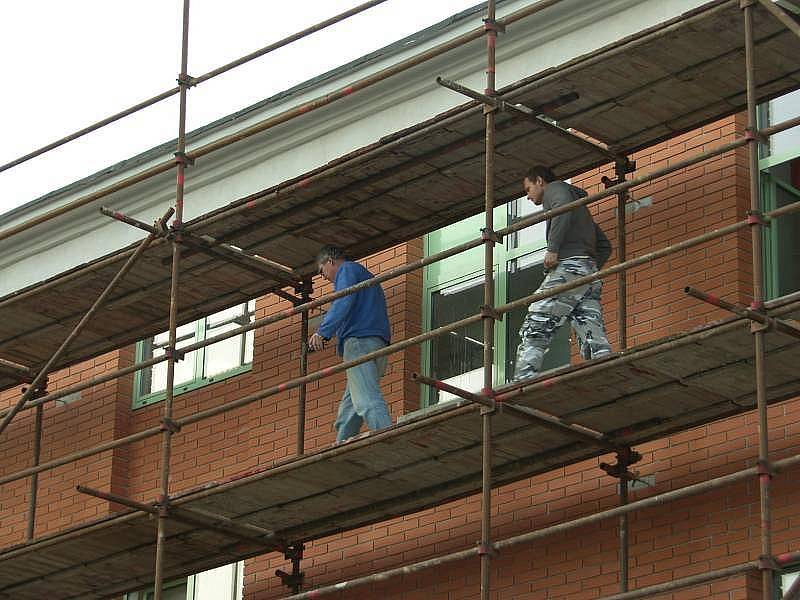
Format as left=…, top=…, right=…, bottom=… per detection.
left=308, top=332, right=327, bottom=352
left=543, top=250, right=559, bottom=269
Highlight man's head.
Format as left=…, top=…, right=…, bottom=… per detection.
left=316, top=245, right=346, bottom=282
left=523, top=165, right=557, bottom=205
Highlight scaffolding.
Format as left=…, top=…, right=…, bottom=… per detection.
left=1, top=0, right=800, bottom=598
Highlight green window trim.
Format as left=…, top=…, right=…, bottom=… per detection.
left=421, top=200, right=559, bottom=407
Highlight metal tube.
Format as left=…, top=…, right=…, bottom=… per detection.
left=25, top=403, right=43, bottom=541
left=284, top=455, right=800, bottom=599
left=0, top=207, right=170, bottom=437
left=479, top=2, right=498, bottom=596
left=3, top=206, right=800, bottom=487
left=685, top=286, right=800, bottom=339
left=297, top=286, right=311, bottom=456
left=743, top=4, right=773, bottom=599
left=76, top=486, right=278, bottom=547
left=618, top=466, right=629, bottom=592
left=412, top=372, right=617, bottom=450
left=617, top=190, right=628, bottom=352
left=154, top=3, right=191, bottom=598
left=0, top=0, right=568, bottom=245
left=0, top=0, right=391, bottom=176
left=756, top=0, right=800, bottom=40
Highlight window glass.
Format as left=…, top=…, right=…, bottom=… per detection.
left=428, top=276, right=488, bottom=405
left=505, top=252, right=571, bottom=381
left=763, top=158, right=800, bottom=298
left=507, top=198, right=547, bottom=250
left=766, top=88, right=800, bottom=160
left=135, top=301, right=255, bottom=406
left=141, top=322, right=198, bottom=396
left=204, top=302, right=255, bottom=379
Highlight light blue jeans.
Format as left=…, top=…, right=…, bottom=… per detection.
left=335, top=336, right=391, bottom=442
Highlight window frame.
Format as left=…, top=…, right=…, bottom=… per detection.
left=758, top=92, right=800, bottom=301
left=421, top=198, right=553, bottom=406
left=132, top=301, right=255, bottom=409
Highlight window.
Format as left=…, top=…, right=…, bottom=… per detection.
left=777, top=566, right=799, bottom=598
left=133, top=301, right=255, bottom=408
left=759, top=90, right=800, bottom=300
left=422, top=198, right=571, bottom=406
left=124, top=562, right=244, bottom=600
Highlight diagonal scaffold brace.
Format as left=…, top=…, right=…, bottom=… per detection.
left=0, top=205, right=174, bottom=438
left=101, top=206, right=303, bottom=304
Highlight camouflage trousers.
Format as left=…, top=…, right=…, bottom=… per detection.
left=514, top=257, right=612, bottom=381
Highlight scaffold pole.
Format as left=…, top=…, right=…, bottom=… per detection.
left=153, top=1, right=191, bottom=597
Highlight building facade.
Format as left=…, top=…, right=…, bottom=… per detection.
left=1, top=2, right=800, bottom=599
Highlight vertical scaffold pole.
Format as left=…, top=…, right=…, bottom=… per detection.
left=480, top=2, right=498, bottom=599
left=297, top=280, right=312, bottom=456
left=742, top=2, right=773, bottom=598
left=153, top=1, right=191, bottom=598
left=25, top=402, right=44, bottom=540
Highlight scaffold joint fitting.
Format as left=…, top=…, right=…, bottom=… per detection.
left=174, top=151, right=194, bottom=166
left=481, top=228, right=500, bottom=244
left=176, top=74, right=197, bottom=88
left=756, top=459, right=774, bottom=479
left=163, top=347, right=186, bottom=362
left=757, top=554, right=778, bottom=571
left=746, top=210, right=768, bottom=226
left=477, top=542, right=497, bottom=556
left=480, top=305, right=502, bottom=321
left=482, top=18, right=506, bottom=33
left=160, top=417, right=182, bottom=434
left=739, top=0, right=757, bottom=10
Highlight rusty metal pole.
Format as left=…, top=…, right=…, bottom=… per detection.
left=153, top=2, right=191, bottom=598
left=297, top=280, right=312, bottom=456
left=742, top=2, right=773, bottom=599
left=25, top=402, right=44, bottom=540
left=479, top=3, right=499, bottom=599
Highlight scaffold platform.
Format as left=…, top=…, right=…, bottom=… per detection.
left=1, top=294, right=798, bottom=600
left=1, top=0, right=798, bottom=393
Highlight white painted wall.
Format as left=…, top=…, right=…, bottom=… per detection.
left=0, top=0, right=710, bottom=297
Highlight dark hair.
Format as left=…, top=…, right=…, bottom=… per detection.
left=524, top=165, right=557, bottom=183
left=316, top=245, right=346, bottom=265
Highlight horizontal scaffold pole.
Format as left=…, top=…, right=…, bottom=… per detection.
left=0, top=0, right=567, bottom=243
left=0, top=0, right=393, bottom=177
left=283, top=454, right=800, bottom=599
left=4, top=113, right=796, bottom=417
left=2, top=195, right=799, bottom=486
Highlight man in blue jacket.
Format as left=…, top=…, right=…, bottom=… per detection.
left=513, top=165, right=613, bottom=381
left=308, top=246, right=393, bottom=442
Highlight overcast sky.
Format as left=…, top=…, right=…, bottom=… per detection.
left=0, top=0, right=481, bottom=217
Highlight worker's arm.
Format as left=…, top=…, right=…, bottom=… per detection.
left=544, top=184, right=573, bottom=268
left=595, top=223, right=612, bottom=269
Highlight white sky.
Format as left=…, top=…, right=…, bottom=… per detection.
left=0, top=0, right=481, bottom=216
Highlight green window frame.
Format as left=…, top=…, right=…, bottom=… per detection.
left=123, top=561, right=243, bottom=600
left=421, top=197, right=570, bottom=406
left=133, top=301, right=255, bottom=409
left=758, top=89, right=800, bottom=301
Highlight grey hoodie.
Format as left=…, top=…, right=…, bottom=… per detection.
left=543, top=181, right=612, bottom=268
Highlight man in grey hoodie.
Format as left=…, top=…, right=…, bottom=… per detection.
left=513, top=165, right=613, bottom=381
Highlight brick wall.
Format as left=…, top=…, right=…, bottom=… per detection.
left=0, top=115, right=798, bottom=599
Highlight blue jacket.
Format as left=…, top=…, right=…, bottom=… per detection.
left=318, top=261, right=391, bottom=356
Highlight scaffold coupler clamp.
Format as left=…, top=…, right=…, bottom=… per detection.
left=600, top=447, right=642, bottom=481
left=483, top=18, right=506, bottom=34
left=744, top=126, right=767, bottom=143
left=480, top=386, right=498, bottom=415
left=746, top=209, right=768, bottom=227
left=477, top=542, right=498, bottom=557
left=480, top=304, right=502, bottom=322
left=758, top=554, right=779, bottom=572
left=160, top=417, right=182, bottom=434
left=173, top=150, right=194, bottom=168
left=155, top=494, right=170, bottom=518
left=276, top=543, right=305, bottom=592
left=163, top=346, right=186, bottom=363
left=481, top=227, right=501, bottom=246
left=176, top=73, right=197, bottom=88
left=22, top=377, right=49, bottom=399
left=756, top=459, right=774, bottom=483
left=294, top=278, right=313, bottom=299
